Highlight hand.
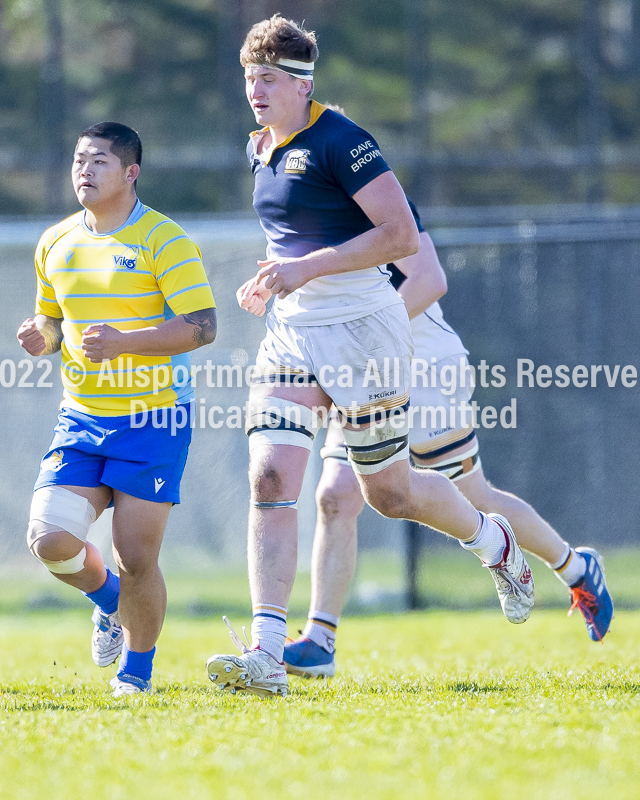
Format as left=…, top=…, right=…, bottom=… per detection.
left=17, top=318, right=47, bottom=356
left=255, top=257, right=313, bottom=298
left=236, top=277, right=272, bottom=317
left=81, top=324, right=125, bottom=362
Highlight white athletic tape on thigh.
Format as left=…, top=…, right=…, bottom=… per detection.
left=342, top=412, right=410, bottom=475
left=246, top=397, right=323, bottom=451
left=252, top=500, right=299, bottom=510
left=38, top=546, right=87, bottom=575
left=28, top=486, right=96, bottom=543
left=411, top=439, right=481, bottom=481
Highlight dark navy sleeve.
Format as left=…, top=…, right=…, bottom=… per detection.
left=407, top=199, right=426, bottom=233
left=324, top=113, right=391, bottom=197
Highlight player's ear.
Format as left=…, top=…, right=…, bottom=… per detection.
left=126, top=163, right=141, bottom=185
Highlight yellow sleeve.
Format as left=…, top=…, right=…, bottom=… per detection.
left=151, top=222, right=215, bottom=315
left=34, top=235, right=62, bottom=319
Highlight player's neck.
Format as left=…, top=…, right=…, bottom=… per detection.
left=83, top=193, right=138, bottom=234
left=269, top=100, right=312, bottom=146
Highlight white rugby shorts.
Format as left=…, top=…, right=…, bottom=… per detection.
left=253, top=303, right=413, bottom=422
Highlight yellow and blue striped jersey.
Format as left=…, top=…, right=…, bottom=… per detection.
left=34, top=200, right=215, bottom=416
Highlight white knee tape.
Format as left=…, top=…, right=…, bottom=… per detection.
left=343, top=412, right=410, bottom=475
left=246, top=397, right=323, bottom=451
left=38, top=547, right=87, bottom=575
left=28, top=486, right=96, bottom=545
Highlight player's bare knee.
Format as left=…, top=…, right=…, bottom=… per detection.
left=363, top=485, right=407, bottom=519
left=250, top=463, right=287, bottom=503
left=29, top=529, right=77, bottom=562
left=114, top=547, right=157, bottom=578
left=316, top=474, right=364, bottom=520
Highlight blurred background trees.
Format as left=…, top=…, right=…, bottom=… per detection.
left=1, top=0, right=640, bottom=215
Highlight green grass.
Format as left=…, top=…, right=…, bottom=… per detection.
left=2, top=546, right=639, bottom=617
left=1, top=610, right=639, bottom=800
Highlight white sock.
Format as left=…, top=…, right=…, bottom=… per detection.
left=251, top=603, right=287, bottom=662
left=303, top=611, right=339, bottom=653
left=460, top=512, right=506, bottom=565
left=552, top=546, right=587, bottom=587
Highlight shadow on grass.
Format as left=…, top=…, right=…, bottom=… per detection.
left=447, top=680, right=508, bottom=694
left=572, top=681, right=640, bottom=694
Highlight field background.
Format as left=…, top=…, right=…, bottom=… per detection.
left=3, top=2, right=640, bottom=796
left=0, top=551, right=638, bottom=800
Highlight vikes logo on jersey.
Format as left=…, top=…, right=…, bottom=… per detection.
left=284, top=149, right=310, bottom=174
left=113, top=247, right=138, bottom=270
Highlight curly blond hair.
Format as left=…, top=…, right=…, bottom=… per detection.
left=240, top=14, right=318, bottom=67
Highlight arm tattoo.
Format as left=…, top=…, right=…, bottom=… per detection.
left=183, top=307, right=217, bottom=347
left=41, top=317, right=64, bottom=355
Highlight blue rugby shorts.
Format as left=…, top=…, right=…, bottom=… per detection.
left=34, top=403, right=193, bottom=504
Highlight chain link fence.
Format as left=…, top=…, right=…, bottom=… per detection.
left=1, top=206, right=638, bottom=600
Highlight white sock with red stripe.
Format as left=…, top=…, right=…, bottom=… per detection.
left=303, top=611, right=339, bottom=653
left=459, top=512, right=507, bottom=566
left=251, top=603, right=287, bottom=662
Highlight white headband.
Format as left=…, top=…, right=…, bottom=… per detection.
left=247, top=58, right=314, bottom=80
left=276, top=58, right=314, bottom=79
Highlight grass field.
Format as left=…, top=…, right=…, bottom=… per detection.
left=1, top=601, right=639, bottom=800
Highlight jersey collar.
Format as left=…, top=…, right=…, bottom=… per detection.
left=250, top=101, right=327, bottom=166
left=80, top=198, right=145, bottom=237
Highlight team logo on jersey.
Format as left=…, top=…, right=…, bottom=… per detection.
left=284, top=149, right=310, bottom=174
left=64, top=250, right=74, bottom=265
left=42, top=450, right=67, bottom=473
left=113, top=247, right=138, bottom=270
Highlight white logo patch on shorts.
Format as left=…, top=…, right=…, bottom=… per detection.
left=42, top=450, right=67, bottom=473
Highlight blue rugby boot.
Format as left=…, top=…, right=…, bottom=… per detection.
left=568, top=548, right=614, bottom=641
left=283, top=636, right=336, bottom=678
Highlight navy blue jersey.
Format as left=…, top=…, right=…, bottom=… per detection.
left=248, top=102, right=391, bottom=260
left=248, top=101, right=403, bottom=325
left=387, top=199, right=425, bottom=291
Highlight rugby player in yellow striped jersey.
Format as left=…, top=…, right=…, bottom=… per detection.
left=17, top=122, right=216, bottom=697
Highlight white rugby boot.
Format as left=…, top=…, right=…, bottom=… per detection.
left=206, top=617, right=288, bottom=698
left=485, top=514, right=535, bottom=624
left=91, top=607, right=124, bottom=667
left=110, top=676, right=151, bottom=697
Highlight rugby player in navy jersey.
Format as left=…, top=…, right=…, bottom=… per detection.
left=283, top=196, right=613, bottom=678
left=207, top=15, right=534, bottom=698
